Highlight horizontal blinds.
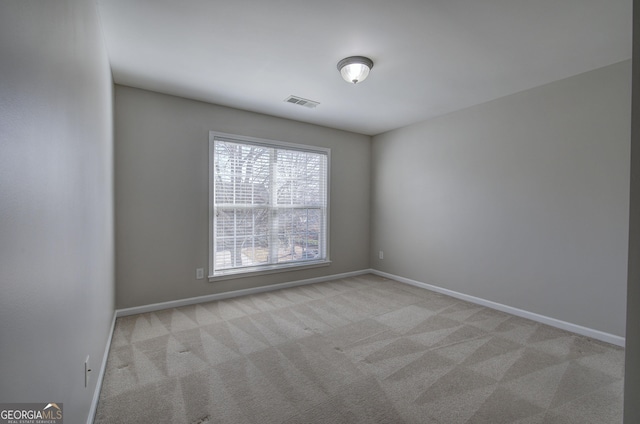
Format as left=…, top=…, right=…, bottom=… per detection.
left=214, top=140, right=327, bottom=207
left=275, top=150, right=326, bottom=207
left=214, top=141, right=271, bottom=206
left=213, top=137, right=328, bottom=273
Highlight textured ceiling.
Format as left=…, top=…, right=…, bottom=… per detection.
left=96, top=0, right=632, bottom=135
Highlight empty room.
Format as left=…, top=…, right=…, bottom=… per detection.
left=1, top=0, right=639, bottom=423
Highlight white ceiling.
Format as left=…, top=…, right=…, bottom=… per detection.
left=96, top=0, right=632, bottom=136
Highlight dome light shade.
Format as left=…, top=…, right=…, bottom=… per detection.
left=337, top=56, right=374, bottom=84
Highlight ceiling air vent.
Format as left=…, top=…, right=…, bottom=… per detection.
left=284, top=95, right=320, bottom=109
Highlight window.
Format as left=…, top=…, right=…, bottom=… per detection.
left=209, top=132, right=330, bottom=278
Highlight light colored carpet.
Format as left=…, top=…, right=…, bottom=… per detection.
left=95, top=274, right=624, bottom=423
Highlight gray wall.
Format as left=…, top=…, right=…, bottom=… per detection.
left=624, top=0, right=640, bottom=420
left=371, top=61, right=631, bottom=337
left=115, top=85, right=370, bottom=309
left=0, top=1, right=115, bottom=423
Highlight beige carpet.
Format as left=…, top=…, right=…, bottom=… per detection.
left=95, top=274, right=624, bottom=423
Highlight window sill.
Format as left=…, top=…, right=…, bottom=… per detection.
left=208, top=260, right=332, bottom=282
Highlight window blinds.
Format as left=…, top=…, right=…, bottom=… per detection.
left=212, top=136, right=328, bottom=275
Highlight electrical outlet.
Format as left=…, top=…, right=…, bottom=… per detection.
left=84, top=356, right=91, bottom=388
left=196, top=268, right=204, bottom=279
left=379, top=251, right=384, bottom=260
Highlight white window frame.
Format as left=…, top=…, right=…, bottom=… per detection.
left=209, top=131, right=331, bottom=280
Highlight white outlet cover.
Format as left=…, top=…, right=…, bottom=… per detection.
left=85, top=355, right=91, bottom=387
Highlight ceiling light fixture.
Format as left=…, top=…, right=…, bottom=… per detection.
left=337, top=56, right=374, bottom=84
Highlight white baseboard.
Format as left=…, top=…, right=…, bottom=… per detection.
left=370, top=269, right=625, bottom=347
left=87, top=311, right=117, bottom=424
left=115, top=269, right=371, bottom=317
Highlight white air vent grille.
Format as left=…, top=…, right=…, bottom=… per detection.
left=284, top=95, right=320, bottom=109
